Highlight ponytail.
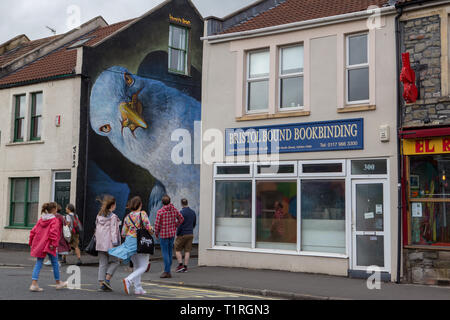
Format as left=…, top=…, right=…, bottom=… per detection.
left=97, top=195, right=116, bottom=217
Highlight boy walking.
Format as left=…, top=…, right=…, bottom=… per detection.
left=175, top=199, right=197, bottom=273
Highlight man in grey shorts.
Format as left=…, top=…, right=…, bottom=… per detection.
left=175, top=199, right=197, bottom=273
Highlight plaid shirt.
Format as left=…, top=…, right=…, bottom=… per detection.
left=155, top=204, right=184, bottom=239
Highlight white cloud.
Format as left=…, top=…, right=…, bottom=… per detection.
left=0, top=0, right=258, bottom=43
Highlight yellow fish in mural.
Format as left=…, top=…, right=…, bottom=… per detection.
left=119, top=87, right=148, bottom=137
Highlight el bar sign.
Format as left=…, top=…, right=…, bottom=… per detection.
left=225, top=118, right=364, bottom=155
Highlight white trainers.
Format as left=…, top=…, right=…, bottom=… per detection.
left=55, top=281, right=68, bottom=290
left=44, top=260, right=52, bottom=266
left=123, top=278, right=131, bottom=295
left=134, top=289, right=147, bottom=295
left=29, top=285, right=44, bottom=292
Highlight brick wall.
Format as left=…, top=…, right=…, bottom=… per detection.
left=404, top=248, right=450, bottom=285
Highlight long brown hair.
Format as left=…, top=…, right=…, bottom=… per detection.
left=127, top=196, right=142, bottom=212
left=97, top=195, right=116, bottom=217
left=41, top=202, right=57, bottom=214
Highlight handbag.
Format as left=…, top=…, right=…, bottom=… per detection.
left=129, top=212, right=154, bottom=255
left=84, top=235, right=98, bottom=256
left=63, top=225, right=72, bottom=242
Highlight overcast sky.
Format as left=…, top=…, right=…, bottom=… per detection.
left=0, top=0, right=258, bottom=44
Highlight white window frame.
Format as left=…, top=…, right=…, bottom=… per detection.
left=299, top=160, right=346, bottom=177
left=168, top=24, right=189, bottom=76
left=278, top=44, right=304, bottom=112
left=346, top=32, right=370, bottom=105
left=214, top=163, right=253, bottom=178
left=51, top=171, right=71, bottom=203
left=246, top=48, right=270, bottom=114
left=348, top=158, right=389, bottom=179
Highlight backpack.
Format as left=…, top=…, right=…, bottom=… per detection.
left=71, top=214, right=83, bottom=234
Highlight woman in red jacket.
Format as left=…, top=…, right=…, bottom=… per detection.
left=29, top=202, right=68, bottom=292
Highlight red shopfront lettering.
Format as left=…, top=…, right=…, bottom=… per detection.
left=415, top=140, right=435, bottom=153
left=443, top=138, right=450, bottom=152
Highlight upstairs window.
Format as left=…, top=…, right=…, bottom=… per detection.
left=346, top=33, right=369, bottom=104
left=247, top=49, right=270, bottom=112
left=169, top=24, right=189, bottom=75
left=279, top=45, right=304, bottom=110
left=14, top=95, right=26, bottom=142
left=30, top=92, right=42, bottom=141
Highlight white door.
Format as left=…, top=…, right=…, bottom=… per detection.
left=351, top=180, right=390, bottom=272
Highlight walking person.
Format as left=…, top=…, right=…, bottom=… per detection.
left=175, top=198, right=196, bottom=273
left=65, top=204, right=83, bottom=266
left=109, top=196, right=154, bottom=295
left=44, top=204, right=70, bottom=266
left=95, top=195, right=121, bottom=292
left=154, top=195, right=184, bottom=278
left=29, top=202, right=68, bottom=292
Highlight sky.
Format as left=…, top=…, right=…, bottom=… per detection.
left=0, top=0, right=258, bottom=44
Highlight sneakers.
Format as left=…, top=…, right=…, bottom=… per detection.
left=55, top=281, right=68, bottom=290
left=160, top=272, right=172, bottom=278
left=183, top=265, right=188, bottom=273
left=176, top=265, right=186, bottom=273
left=76, top=259, right=82, bottom=266
left=122, top=278, right=131, bottom=295
left=44, top=260, right=52, bottom=266
left=134, top=288, right=147, bottom=295
left=29, top=285, right=44, bottom=292
left=102, top=281, right=113, bottom=291
left=98, top=283, right=112, bottom=292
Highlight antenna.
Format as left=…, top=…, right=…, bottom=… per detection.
left=46, top=26, right=56, bottom=35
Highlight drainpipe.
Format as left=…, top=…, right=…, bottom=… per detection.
left=395, top=3, right=404, bottom=284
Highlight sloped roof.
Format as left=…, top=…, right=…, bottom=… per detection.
left=0, top=19, right=135, bottom=87
left=221, top=0, right=391, bottom=35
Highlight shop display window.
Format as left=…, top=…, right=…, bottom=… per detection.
left=215, top=181, right=252, bottom=248
left=408, top=155, right=450, bottom=246
left=256, top=181, right=297, bottom=250
left=301, top=180, right=346, bottom=254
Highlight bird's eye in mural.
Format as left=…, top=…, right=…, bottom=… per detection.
left=99, top=124, right=112, bottom=134
left=124, top=72, right=135, bottom=87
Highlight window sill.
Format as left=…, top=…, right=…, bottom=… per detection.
left=236, top=111, right=310, bottom=122
left=5, top=226, right=34, bottom=230
left=337, top=105, right=376, bottom=113
left=208, top=246, right=348, bottom=259
left=404, top=245, right=450, bottom=251
left=6, top=140, right=44, bottom=147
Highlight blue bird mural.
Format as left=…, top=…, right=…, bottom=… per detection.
left=90, top=66, right=201, bottom=240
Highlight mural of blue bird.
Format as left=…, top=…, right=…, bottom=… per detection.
left=90, top=66, right=201, bottom=240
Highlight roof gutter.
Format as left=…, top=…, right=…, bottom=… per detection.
left=0, top=73, right=78, bottom=89
left=202, top=6, right=397, bottom=44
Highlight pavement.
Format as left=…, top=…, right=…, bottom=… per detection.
left=1, top=247, right=449, bottom=300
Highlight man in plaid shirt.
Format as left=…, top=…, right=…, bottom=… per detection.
left=155, top=195, right=184, bottom=278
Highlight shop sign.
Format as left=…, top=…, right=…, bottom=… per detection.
left=403, top=137, right=450, bottom=155
left=169, top=14, right=191, bottom=26
left=225, top=118, right=364, bottom=156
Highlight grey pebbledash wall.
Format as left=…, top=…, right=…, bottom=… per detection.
left=401, top=15, right=450, bottom=128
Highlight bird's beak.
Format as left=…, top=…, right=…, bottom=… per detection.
left=119, top=102, right=148, bottom=132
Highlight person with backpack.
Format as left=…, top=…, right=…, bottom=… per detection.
left=65, top=204, right=83, bottom=266
left=29, top=202, right=68, bottom=292
left=44, top=204, right=70, bottom=266
left=95, top=195, right=121, bottom=292
left=108, top=196, right=154, bottom=295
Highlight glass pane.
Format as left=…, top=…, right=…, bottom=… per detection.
left=217, top=166, right=250, bottom=175
left=348, top=34, right=368, bottom=65
left=27, top=203, right=39, bottom=226
left=356, top=235, right=384, bottom=267
left=16, top=119, right=24, bottom=140
left=169, top=48, right=186, bottom=73
left=33, top=93, right=43, bottom=116
left=348, top=67, right=369, bottom=102
left=12, top=203, right=25, bottom=225
left=32, top=117, right=41, bottom=139
left=281, top=76, right=303, bottom=108
left=248, top=80, right=269, bottom=111
left=301, top=180, right=346, bottom=254
left=256, top=181, right=297, bottom=250
left=303, top=163, right=343, bottom=174
left=351, top=159, right=387, bottom=175
left=55, top=181, right=71, bottom=212
left=28, top=178, right=39, bottom=202
left=281, top=46, right=304, bottom=74
left=215, top=181, right=252, bottom=248
left=257, top=164, right=295, bottom=175
left=55, top=172, right=71, bottom=180
left=249, top=51, right=269, bottom=78
left=13, top=179, right=26, bottom=202
left=169, top=25, right=186, bottom=50
left=410, top=202, right=450, bottom=246
left=409, top=155, right=450, bottom=199
left=356, top=184, right=384, bottom=232
left=16, top=95, right=25, bottom=118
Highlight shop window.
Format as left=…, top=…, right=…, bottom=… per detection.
left=255, top=162, right=297, bottom=177
left=351, top=159, right=387, bottom=175
left=301, top=180, right=346, bottom=254
left=215, top=181, right=252, bottom=248
left=13, top=95, right=26, bottom=142
left=300, top=160, right=346, bottom=176
left=346, top=33, right=369, bottom=104
left=247, top=50, right=270, bottom=112
left=408, top=155, right=450, bottom=246
left=10, top=178, right=39, bottom=228
left=30, top=92, right=42, bottom=141
left=215, top=164, right=252, bottom=177
left=169, top=24, right=189, bottom=75
left=279, top=45, right=304, bottom=110
left=256, top=181, right=297, bottom=250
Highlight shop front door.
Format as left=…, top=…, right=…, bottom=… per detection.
left=351, top=180, right=389, bottom=272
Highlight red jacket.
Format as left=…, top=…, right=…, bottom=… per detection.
left=29, top=214, right=61, bottom=258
